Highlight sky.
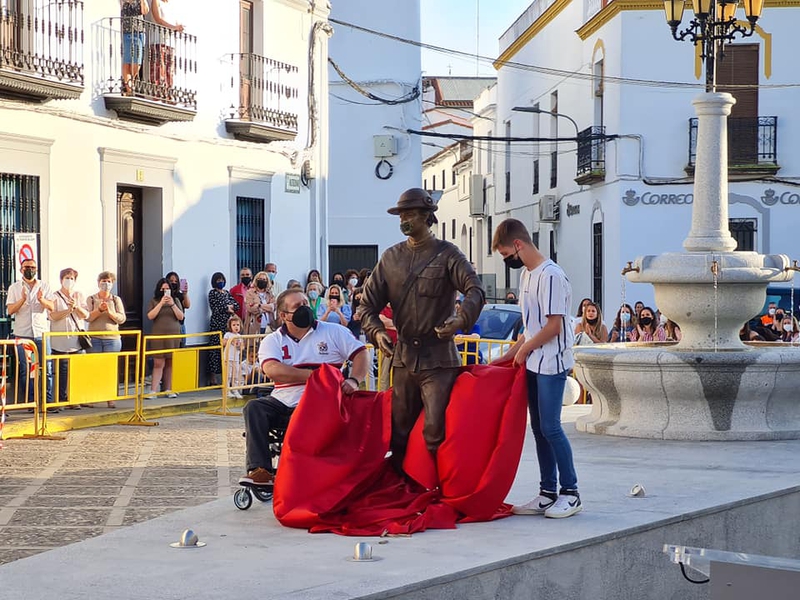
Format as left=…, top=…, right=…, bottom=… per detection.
left=420, top=0, right=535, bottom=77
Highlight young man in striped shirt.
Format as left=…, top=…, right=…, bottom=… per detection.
left=492, top=218, right=582, bottom=519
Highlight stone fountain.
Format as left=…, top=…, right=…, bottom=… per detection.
left=573, top=93, right=800, bottom=440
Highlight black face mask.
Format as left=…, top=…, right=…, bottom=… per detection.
left=333, top=279, right=344, bottom=286
left=775, top=312, right=785, bottom=321
left=170, top=281, right=179, bottom=292
left=22, top=267, right=36, bottom=280
left=329, top=296, right=340, bottom=302
left=503, top=250, right=524, bottom=270
left=505, top=298, right=517, bottom=305
left=290, top=305, right=316, bottom=329
left=256, top=279, right=268, bottom=290
left=639, top=316, right=653, bottom=326
left=587, top=317, right=598, bottom=325
left=241, top=277, right=252, bottom=287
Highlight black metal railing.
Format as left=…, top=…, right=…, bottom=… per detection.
left=224, top=53, right=299, bottom=133
left=576, top=125, right=606, bottom=178
left=688, top=116, right=777, bottom=167
left=99, top=17, right=197, bottom=108
left=0, top=0, right=84, bottom=85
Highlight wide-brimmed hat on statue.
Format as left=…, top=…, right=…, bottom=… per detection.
left=387, top=188, right=438, bottom=215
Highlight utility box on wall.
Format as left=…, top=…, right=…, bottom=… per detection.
left=373, top=135, right=397, bottom=158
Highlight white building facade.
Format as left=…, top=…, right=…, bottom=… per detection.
left=0, top=0, right=330, bottom=337
left=486, top=0, right=800, bottom=316
left=327, top=1, right=422, bottom=278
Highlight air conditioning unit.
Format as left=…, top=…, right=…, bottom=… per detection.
left=539, top=195, right=559, bottom=222
left=469, top=174, right=485, bottom=217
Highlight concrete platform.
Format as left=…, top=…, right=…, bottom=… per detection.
left=2, top=406, right=800, bottom=600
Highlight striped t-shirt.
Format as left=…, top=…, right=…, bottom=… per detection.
left=520, top=259, right=575, bottom=375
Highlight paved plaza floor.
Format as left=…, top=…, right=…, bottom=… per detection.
left=0, top=412, right=246, bottom=564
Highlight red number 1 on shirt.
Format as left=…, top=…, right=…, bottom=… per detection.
left=281, top=345, right=291, bottom=360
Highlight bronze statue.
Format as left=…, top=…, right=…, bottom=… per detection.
left=360, top=188, right=485, bottom=469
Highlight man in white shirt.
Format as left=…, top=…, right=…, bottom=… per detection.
left=6, top=258, right=55, bottom=405
left=492, top=218, right=581, bottom=519
left=264, top=262, right=283, bottom=296
left=239, top=289, right=370, bottom=488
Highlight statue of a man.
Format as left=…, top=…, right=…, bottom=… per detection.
left=360, top=188, right=485, bottom=469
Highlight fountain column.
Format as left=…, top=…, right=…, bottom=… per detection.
left=683, top=93, right=737, bottom=253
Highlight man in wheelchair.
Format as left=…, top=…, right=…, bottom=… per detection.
left=239, top=289, right=370, bottom=489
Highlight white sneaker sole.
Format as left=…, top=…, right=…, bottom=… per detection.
left=545, top=504, right=583, bottom=519
left=511, top=504, right=552, bottom=516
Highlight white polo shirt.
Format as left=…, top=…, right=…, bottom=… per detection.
left=6, top=279, right=52, bottom=338
left=258, top=320, right=366, bottom=407
left=520, top=259, right=575, bottom=375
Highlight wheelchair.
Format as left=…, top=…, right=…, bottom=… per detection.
left=233, top=424, right=287, bottom=510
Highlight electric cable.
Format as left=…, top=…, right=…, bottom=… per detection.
left=679, top=562, right=710, bottom=585
left=404, top=128, right=614, bottom=144
left=375, top=159, right=394, bottom=180
left=329, top=58, right=420, bottom=105
left=329, top=17, right=800, bottom=91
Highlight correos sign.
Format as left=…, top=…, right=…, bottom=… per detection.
left=622, top=190, right=694, bottom=206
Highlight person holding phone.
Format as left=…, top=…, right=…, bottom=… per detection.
left=87, top=271, right=127, bottom=407
left=146, top=277, right=184, bottom=397
left=321, top=284, right=351, bottom=326
left=166, top=271, right=190, bottom=346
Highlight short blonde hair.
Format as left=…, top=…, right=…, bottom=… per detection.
left=98, top=271, right=116, bottom=282
left=326, top=284, right=343, bottom=300
left=60, top=267, right=78, bottom=280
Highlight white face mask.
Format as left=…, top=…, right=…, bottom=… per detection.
left=100, top=282, right=113, bottom=292
left=769, top=308, right=777, bottom=315
left=63, top=278, right=75, bottom=290
left=349, top=278, right=358, bottom=287
left=783, top=323, right=793, bottom=332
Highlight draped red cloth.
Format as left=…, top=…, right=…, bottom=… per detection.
left=273, top=363, right=528, bottom=535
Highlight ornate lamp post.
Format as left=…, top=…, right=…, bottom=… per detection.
left=663, top=0, right=765, bottom=92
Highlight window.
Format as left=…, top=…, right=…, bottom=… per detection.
left=451, top=219, right=456, bottom=239
left=442, top=222, right=446, bottom=240
left=442, top=169, right=446, bottom=189
left=504, top=121, right=511, bottom=202
left=549, top=230, right=557, bottom=264
left=423, top=178, right=427, bottom=189
left=468, top=226, right=473, bottom=262
left=0, top=174, right=41, bottom=339
left=550, top=92, right=558, bottom=189
left=487, top=216, right=493, bottom=256
left=452, top=169, right=456, bottom=186
left=432, top=174, right=437, bottom=190
left=236, top=196, right=265, bottom=275
left=593, top=222, right=603, bottom=308
left=550, top=151, right=558, bottom=189
left=533, top=159, right=540, bottom=195
left=729, top=218, right=757, bottom=252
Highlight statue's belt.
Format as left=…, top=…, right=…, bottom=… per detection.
left=398, top=335, right=453, bottom=349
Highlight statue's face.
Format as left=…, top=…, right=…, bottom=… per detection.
left=398, top=208, right=429, bottom=238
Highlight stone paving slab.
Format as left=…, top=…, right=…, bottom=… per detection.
left=0, top=412, right=246, bottom=563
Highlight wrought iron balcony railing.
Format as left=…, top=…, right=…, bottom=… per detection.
left=0, top=0, right=84, bottom=100
left=688, top=116, right=778, bottom=170
left=223, top=53, right=299, bottom=143
left=99, top=17, right=197, bottom=125
left=575, top=125, right=606, bottom=183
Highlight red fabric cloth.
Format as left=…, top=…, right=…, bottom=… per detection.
left=273, top=363, right=527, bottom=535
left=379, top=306, right=398, bottom=344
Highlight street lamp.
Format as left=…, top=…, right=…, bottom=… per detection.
left=663, top=0, right=764, bottom=92
left=512, top=106, right=579, bottom=137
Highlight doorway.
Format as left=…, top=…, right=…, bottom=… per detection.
left=117, top=186, right=144, bottom=338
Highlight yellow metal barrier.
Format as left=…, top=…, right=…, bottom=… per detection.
left=214, top=333, right=272, bottom=416
left=41, top=330, right=142, bottom=432
left=0, top=338, right=50, bottom=440
left=136, top=331, right=224, bottom=425
left=372, top=337, right=517, bottom=392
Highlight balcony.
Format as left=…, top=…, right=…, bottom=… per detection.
left=687, top=116, right=779, bottom=177
left=99, top=17, right=197, bottom=126
left=223, top=53, right=299, bottom=143
left=575, top=125, right=606, bottom=185
left=0, top=0, right=84, bottom=102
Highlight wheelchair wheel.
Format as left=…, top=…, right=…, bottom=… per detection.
left=252, top=488, right=274, bottom=503
left=233, top=487, right=253, bottom=510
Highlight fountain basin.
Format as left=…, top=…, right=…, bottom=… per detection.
left=573, top=343, right=800, bottom=440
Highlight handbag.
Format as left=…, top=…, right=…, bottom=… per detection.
left=60, top=292, right=93, bottom=351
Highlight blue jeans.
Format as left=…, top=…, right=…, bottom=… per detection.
left=52, top=349, right=83, bottom=402
left=88, top=337, right=122, bottom=354
left=526, top=369, right=578, bottom=493
left=14, top=337, right=53, bottom=404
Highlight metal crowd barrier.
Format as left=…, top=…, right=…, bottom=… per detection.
left=138, top=331, right=224, bottom=424
left=215, top=332, right=273, bottom=416
left=0, top=338, right=46, bottom=440
left=40, top=330, right=142, bottom=432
